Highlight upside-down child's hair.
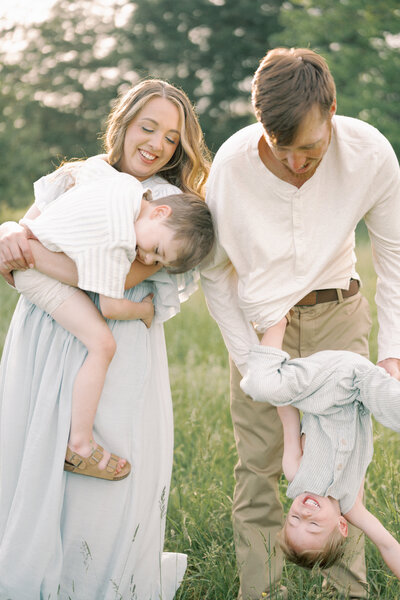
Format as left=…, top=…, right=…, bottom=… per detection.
left=276, top=520, right=347, bottom=570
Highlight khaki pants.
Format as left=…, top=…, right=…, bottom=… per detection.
left=230, top=292, right=372, bottom=600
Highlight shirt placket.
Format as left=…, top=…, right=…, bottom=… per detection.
left=292, top=189, right=307, bottom=280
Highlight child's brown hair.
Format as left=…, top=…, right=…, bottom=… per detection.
left=276, top=519, right=347, bottom=570
left=150, top=193, right=214, bottom=274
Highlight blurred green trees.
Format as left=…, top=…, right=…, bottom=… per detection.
left=0, top=0, right=398, bottom=209
left=275, top=0, right=400, bottom=154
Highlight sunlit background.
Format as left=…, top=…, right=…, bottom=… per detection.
left=0, top=0, right=57, bottom=24
left=0, top=0, right=398, bottom=216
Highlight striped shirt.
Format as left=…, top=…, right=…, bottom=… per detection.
left=241, top=346, right=400, bottom=513
left=23, top=157, right=144, bottom=299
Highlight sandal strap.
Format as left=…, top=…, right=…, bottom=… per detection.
left=66, top=452, right=85, bottom=470
left=106, top=453, right=119, bottom=474
left=64, top=445, right=131, bottom=481
left=88, top=446, right=104, bottom=465
left=66, top=445, right=105, bottom=470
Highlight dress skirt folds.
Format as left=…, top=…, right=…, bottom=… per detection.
left=0, top=273, right=190, bottom=599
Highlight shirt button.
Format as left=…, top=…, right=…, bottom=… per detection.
left=337, top=463, right=343, bottom=470
left=341, top=439, right=347, bottom=446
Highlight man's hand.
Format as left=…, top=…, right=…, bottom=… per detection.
left=377, top=357, right=400, bottom=380
left=0, top=221, right=35, bottom=286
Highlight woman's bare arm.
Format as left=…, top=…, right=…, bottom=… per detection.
left=99, top=293, right=154, bottom=327
left=28, top=240, right=79, bottom=286
left=33, top=254, right=163, bottom=291
left=124, top=261, right=162, bottom=290
left=0, top=205, right=41, bottom=284
left=2, top=203, right=162, bottom=290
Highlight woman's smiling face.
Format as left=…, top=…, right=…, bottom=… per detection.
left=119, top=96, right=181, bottom=181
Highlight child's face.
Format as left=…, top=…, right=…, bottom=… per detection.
left=135, top=206, right=183, bottom=268
left=286, top=493, right=348, bottom=552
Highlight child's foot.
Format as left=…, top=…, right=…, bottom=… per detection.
left=66, top=439, right=129, bottom=479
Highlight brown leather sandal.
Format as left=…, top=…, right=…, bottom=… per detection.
left=64, top=445, right=131, bottom=481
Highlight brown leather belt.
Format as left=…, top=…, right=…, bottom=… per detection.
left=295, top=279, right=359, bottom=306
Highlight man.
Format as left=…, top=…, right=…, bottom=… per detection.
left=201, top=47, right=400, bottom=600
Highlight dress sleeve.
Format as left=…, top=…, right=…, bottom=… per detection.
left=33, top=164, right=81, bottom=212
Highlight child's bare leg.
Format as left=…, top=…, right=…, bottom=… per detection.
left=52, top=290, right=126, bottom=473
left=260, top=315, right=288, bottom=348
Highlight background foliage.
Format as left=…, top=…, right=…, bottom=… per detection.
left=0, top=3, right=399, bottom=595
left=0, top=0, right=399, bottom=209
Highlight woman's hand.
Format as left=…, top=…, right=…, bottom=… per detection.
left=99, top=293, right=155, bottom=324
left=140, top=293, right=155, bottom=328
left=0, top=221, right=35, bottom=285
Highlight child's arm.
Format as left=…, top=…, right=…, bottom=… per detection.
left=261, top=315, right=303, bottom=481
left=260, top=316, right=287, bottom=349
left=99, top=293, right=155, bottom=327
left=277, top=405, right=302, bottom=482
left=27, top=239, right=79, bottom=286
left=345, top=494, right=400, bottom=578
left=124, top=261, right=162, bottom=290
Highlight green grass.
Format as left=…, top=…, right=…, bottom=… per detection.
left=1, top=241, right=399, bottom=599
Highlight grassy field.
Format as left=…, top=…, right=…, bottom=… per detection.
left=0, top=241, right=399, bottom=599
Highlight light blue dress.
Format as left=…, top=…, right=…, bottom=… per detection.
left=0, top=165, right=192, bottom=600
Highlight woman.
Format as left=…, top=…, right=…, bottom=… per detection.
left=0, top=80, right=210, bottom=600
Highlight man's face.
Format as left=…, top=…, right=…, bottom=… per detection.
left=285, top=493, right=348, bottom=553
left=264, top=102, right=335, bottom=180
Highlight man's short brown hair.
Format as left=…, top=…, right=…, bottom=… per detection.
left=252, top=47, right=336, bottom=146
left=276, top=519, right=346, bottom=570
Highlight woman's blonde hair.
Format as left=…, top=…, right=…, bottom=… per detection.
left=104, top=80, right=211, bottom=198
left=276, top=521, right=346, bottom=570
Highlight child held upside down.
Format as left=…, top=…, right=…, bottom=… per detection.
left=240, top=315, right=400, bottom=578
left=13, top=156, right=214, bottom=482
